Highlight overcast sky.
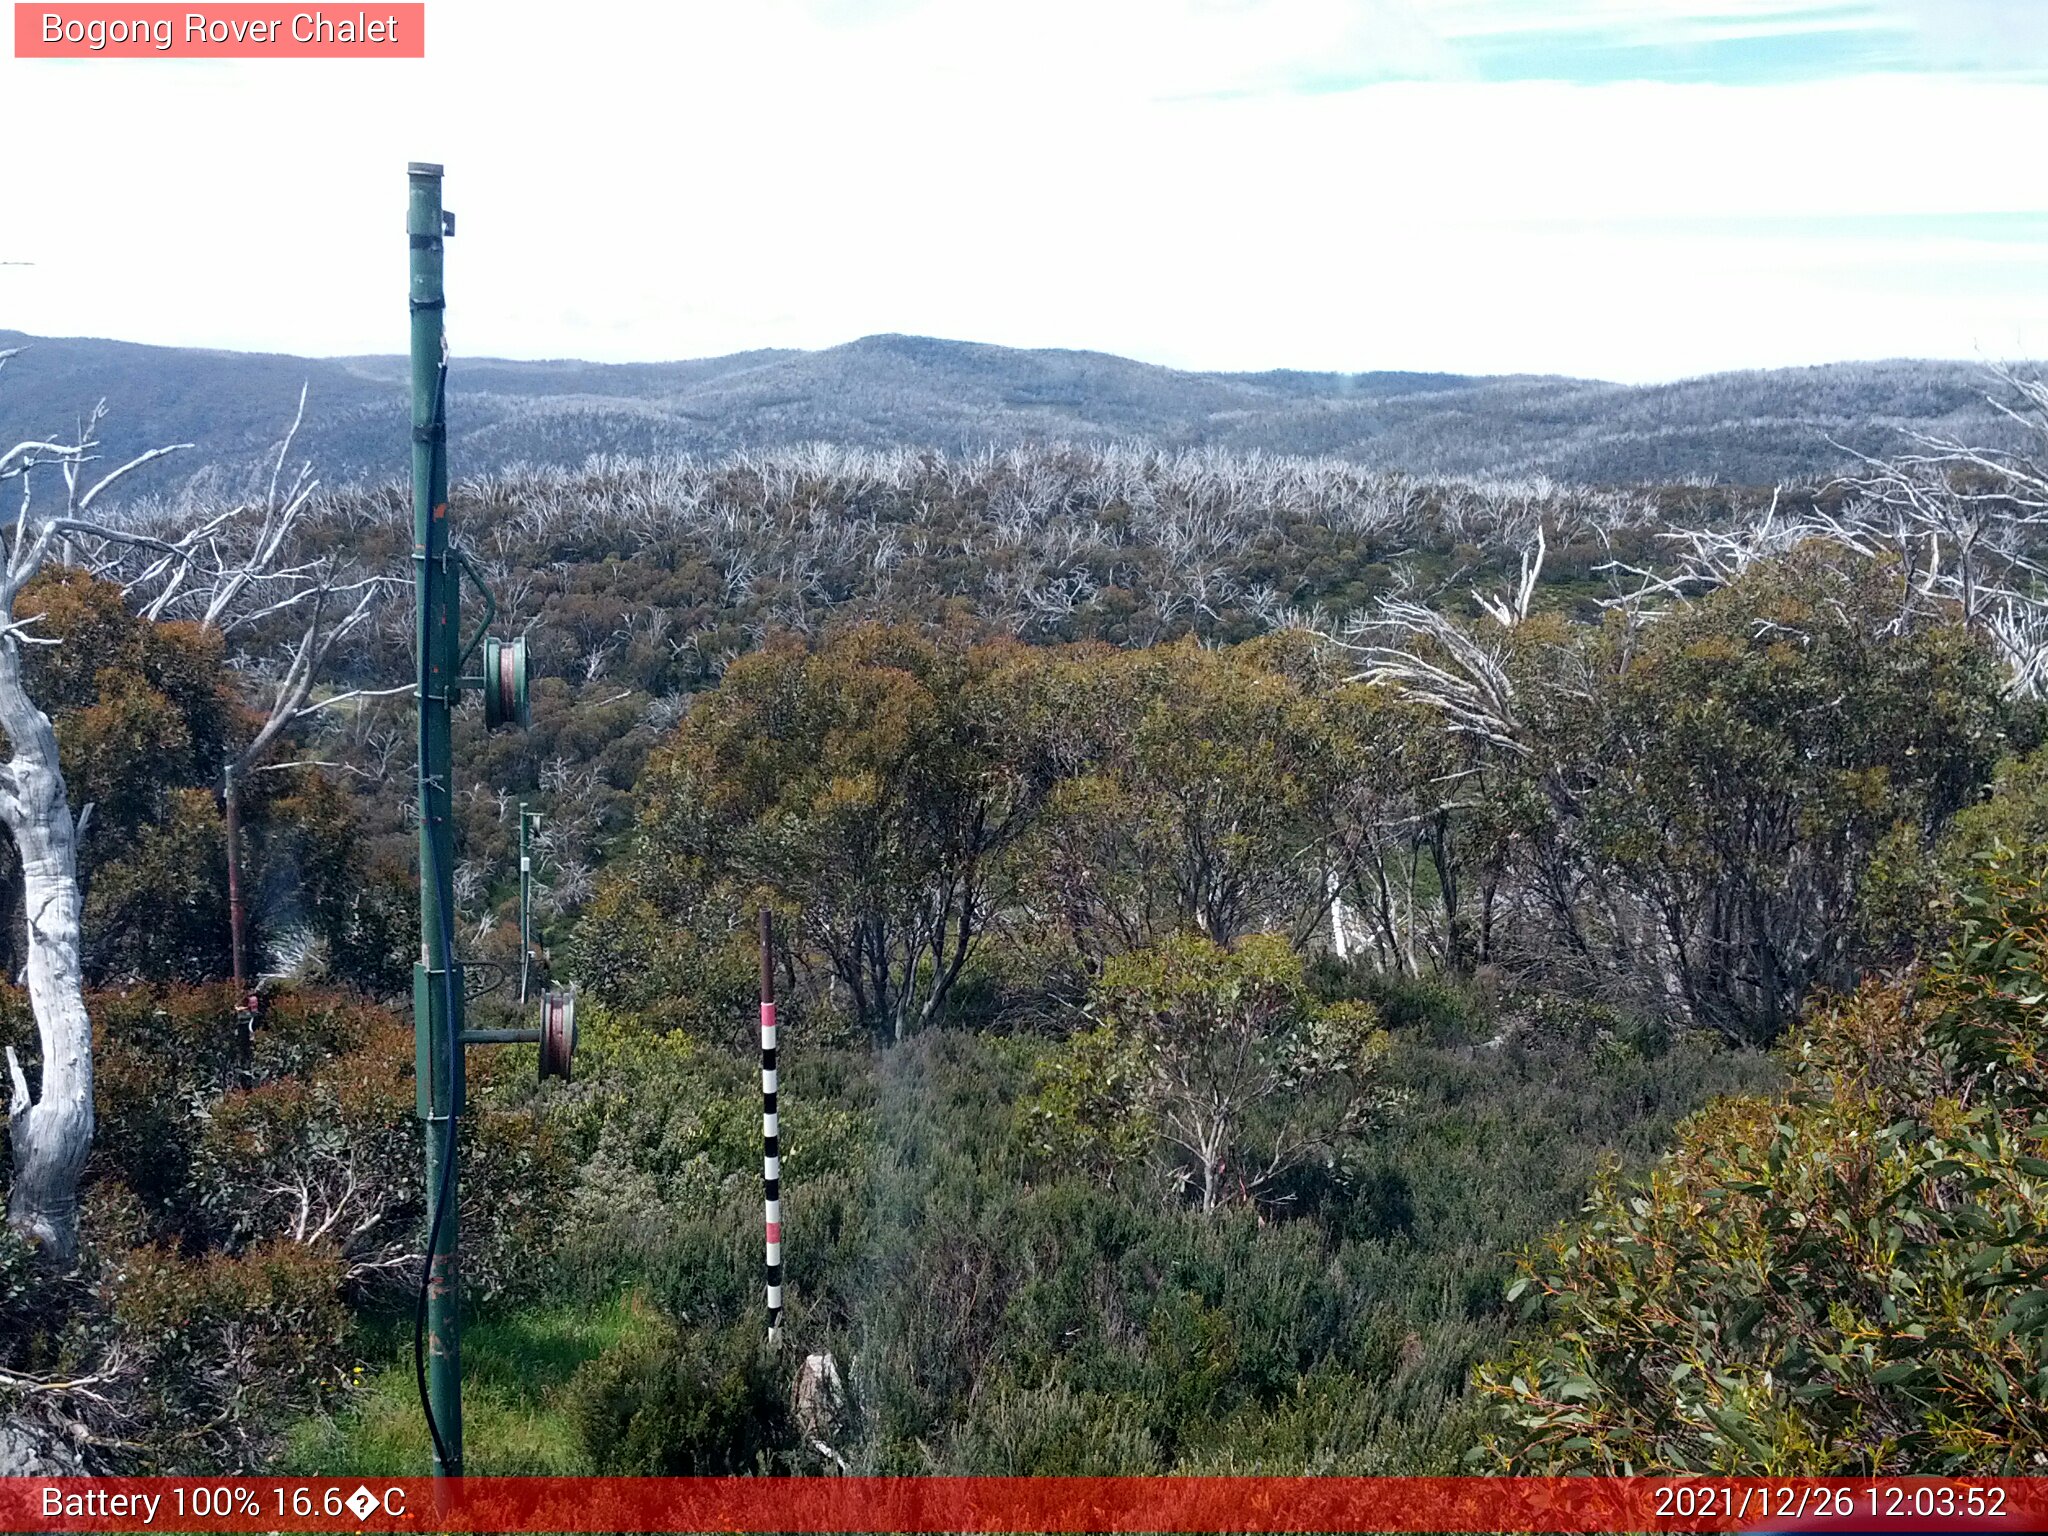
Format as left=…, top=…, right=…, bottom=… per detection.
left=3, top=0, right=2046, bottom=381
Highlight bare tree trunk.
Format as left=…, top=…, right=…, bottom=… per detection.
left=1198, top=1126, right=1223, bottom=1215
left=0, top=640, right=91, bottom=1265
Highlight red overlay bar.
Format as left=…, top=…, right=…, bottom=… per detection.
left=14, top=4, right=423, bottom=57
left=0, top=1477, right=2044, bottom=1533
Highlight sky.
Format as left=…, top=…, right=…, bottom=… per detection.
left=2, top=0, right=2046, bottom=382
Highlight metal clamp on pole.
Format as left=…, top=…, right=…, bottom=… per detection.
left=458, top=1001, right=575, bottom=1088
left=460, top=1027, right=540, bottom=1046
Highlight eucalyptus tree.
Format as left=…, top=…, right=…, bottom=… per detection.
left=635, top=624, right=1057, bottom=1041
left=1, top=370, right=392, bottom=1261
left=1086, top=932, right=1388, bottom=1215
left=1023, top=639, right=1335, bottom=961
left=1337, top=525, right=2003, bottom=1039
left=112, top=388, right=402, bottom=988
left=0, top=371, right=192, bottom=1260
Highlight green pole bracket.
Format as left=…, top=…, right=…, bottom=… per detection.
left=452, top=546, right=498, bottom=676
left=449, top=547, right=530, bottom=730
left=413, top=962, right=464, bottom=1118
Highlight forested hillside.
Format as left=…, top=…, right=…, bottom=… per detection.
left=0, top=328, right=2032, bottom=488
left=3, top=379, right=2047, bottom=1478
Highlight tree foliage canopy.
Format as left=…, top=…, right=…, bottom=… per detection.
left=1036, top=933, right=1389, bottom=1214
left=1478, top=841, right=2048, bottom=1474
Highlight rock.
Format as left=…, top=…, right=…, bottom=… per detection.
left=792, top=1351, right=845, bottom=1442
left=0, top=1418, right=84, bottom=1477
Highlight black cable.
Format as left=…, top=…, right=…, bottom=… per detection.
left=413, top=358, right=459, bottom=1477
left=413, top=892, right=461, bottom=1472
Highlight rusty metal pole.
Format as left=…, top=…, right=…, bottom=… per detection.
left=223, top=761, right=246, bottom=993
left=223, top=760, right=254, bottom=1086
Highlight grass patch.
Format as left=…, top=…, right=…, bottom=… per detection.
left=280, top=1291, right=660, bottom=1476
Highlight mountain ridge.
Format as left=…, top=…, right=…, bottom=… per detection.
left=0, top=328, right=2032, bottom=491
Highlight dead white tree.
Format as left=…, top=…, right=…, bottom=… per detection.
left=124, top=387, right=409, bottom=761
left=1321, top=535, right=1601, bottom=977
left=1819, top=371, right=2048, bottom=690
left=71, top=387, right=408, bottom=997
left=1473, top=522, right=1546, bottom=629
left=1343, top=593, right=1532, bottom=758
left=1, top=365, right=191, bottom=1262
left=1592, top=370, right=2048, bottom=694
left=2, top=373, right=401, bottom=1261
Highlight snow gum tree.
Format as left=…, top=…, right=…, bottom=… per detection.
left=0, top=381, right=188, bottom=1261
left=0, top=366, right=383, bottom=1264
left=1088, top=931, right=1390, bottom=1214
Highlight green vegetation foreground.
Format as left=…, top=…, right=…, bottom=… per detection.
left=3, top=426, right=2047, bottom=1475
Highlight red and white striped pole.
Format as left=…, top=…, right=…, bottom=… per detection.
left=760, top=907, right=783, bottom=1344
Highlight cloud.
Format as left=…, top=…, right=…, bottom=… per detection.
left=1230, top=1, right=2048, bottom=91
left=1874, top=0, right=2048, bottom=71
left=1, top=2, right=2044, bottom=381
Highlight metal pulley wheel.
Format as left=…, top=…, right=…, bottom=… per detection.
left=538, top=984, right=576, bottom=1082
left=482, top=634, right=530, bottom=730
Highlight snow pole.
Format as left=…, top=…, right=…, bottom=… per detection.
left=760, top=907, right=783, bottom=1344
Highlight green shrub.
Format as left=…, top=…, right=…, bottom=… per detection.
left=540, top=1011, right=873, bottom=1261
left=945, top=1380, right=1158, bottom=1473
left=1312, top=965, right=1480, bottom=1044
left=1859, top=745, right=2048, bottom=963
left=115, top=1239, right=353, bottom=1469
left=1022, top=1024, right=1154, bottom=1186
left=1179, top=1363, right=1484, bottom=1473
left=0, top=1221, right=101, bottom=1381
left=756, top=1018, right=1774, bottom=1475
left=2, top=981, right=576, bottom=1470
left=1060, top=932, right=1391, bottom=1213
left=564, top=881, right=760, bottom=1046
left=566, top=1318, right=791, bottom=1474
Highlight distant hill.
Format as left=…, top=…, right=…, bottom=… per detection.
left=0, top=329, right=2032, bottom=493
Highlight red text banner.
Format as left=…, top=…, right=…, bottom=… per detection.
left=0, top=1476, right=2044, bottom=1533
left=14, top=5, right=424, bottom=57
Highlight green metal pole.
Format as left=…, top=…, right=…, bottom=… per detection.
left=408, top=160, right=463, bottom=1479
